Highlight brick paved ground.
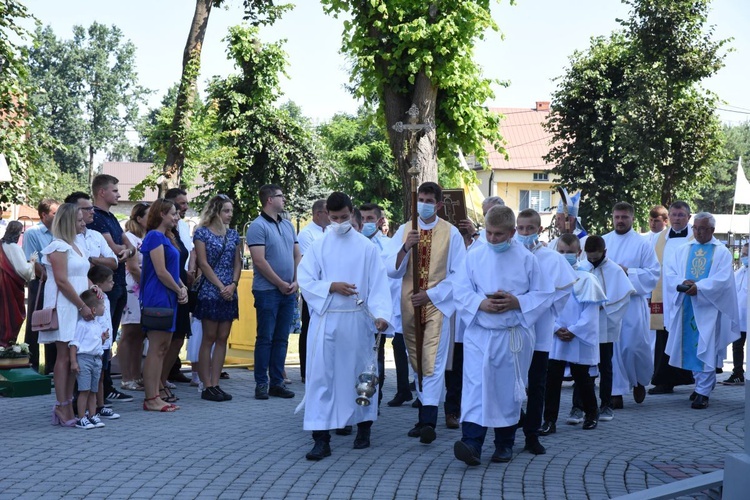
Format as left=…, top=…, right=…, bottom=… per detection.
left=1, top=360, right=744, bottom=499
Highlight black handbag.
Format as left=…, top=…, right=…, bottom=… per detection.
left=141, top=307, right=174, bottom=331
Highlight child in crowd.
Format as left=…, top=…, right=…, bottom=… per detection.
left=88, top=265, right=120, bottom=420
left=70, top=289, right=109, bottom=429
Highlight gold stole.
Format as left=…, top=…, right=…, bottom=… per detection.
left=400, top=218, right=450, bottom=377
left=650, top=229, right=694, bottom=329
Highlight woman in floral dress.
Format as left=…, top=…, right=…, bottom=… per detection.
left=193, top=195, right=241, bottom=402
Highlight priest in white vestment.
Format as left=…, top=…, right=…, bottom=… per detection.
left=722, top=243, right=748, bottom=386
left=664, top=212, right=740, bottom=409
left=602, top=202, right=659, bottom=407
left=298, top=193, right=392, bottom=460
left=650, top=201, right=695, bottom=395
left=452, top=206, right=553, bottom=466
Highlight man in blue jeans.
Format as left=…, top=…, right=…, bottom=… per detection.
left=247, top=184, right=300, bottom=399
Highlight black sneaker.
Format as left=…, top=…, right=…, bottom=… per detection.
left=215, top=386, right=232, bottom=400
left=106, top=389, right=134, bottom=402
left=269, top=385, right=295, bottom=398
left=255, top=384, right=269, bottom=400
left=722, top=373, right=745, bottom=385
left=202, top=387, right=225, bottom=402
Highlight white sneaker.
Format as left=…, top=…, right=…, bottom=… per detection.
left=89, top=414, right=106, bottom=428
left=76, top=417, right=95, bottom=430
left=598, top=407, right=614, bottom=422
left=566, top=407, right=584, bottom=425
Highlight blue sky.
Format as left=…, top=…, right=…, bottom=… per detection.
left=22, top=0, right=750, bottom=125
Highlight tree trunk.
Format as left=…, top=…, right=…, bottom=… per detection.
left=161, top=0, right=213, bottom=193
left=383, top=71, right=439, bottom=222
left=88, top=145, right=95, bottom=188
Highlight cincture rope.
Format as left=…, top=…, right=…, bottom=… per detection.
left=509, top=326, right=526, bottom=403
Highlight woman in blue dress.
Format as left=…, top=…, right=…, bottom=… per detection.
left=140, top=199, right=188, bottom=412
left=194, top=194, right=242, bottom=401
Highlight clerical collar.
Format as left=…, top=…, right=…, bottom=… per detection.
left=418, top=217, right=438, bottom=230
left=669, top=227, right=688, bottom=238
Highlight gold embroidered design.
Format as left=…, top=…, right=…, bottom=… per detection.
left=689, top=248, right=707, bottom=278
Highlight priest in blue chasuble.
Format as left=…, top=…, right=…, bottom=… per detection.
left=664, top=212, right=740, bottom=409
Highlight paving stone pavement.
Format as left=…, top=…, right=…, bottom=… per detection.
left=1, top=364, right=745, bottom=499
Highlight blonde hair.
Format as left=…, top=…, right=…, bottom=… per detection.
left=485, top=205, right=515, bottom=230
left=199, top=194, right=233, bottom=228
left=51, top=202, right=80, bottom=244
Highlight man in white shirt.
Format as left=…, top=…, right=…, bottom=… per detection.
left=65, top=192, right=118, bottom=271
left=296, top=199, right=329, bottom=382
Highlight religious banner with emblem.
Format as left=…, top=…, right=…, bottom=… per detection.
left=436, top=189, right=467, bottom=228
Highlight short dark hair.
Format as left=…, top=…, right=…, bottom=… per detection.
left=418, top=182, right=442, bottom=201
left=259, top=184, right=282, bottom=205
left=560, top=233, right=580, bottom=250
left=64, top=192, right=90, bottom=204
left=669, top=200, right=691, bottom=213
left=92, top=174, right=119, bottom=197
left=88, top=264, right=114, bottom=285
left=326, top=192, right=353, bottom=213
left=584, top=235, right=606, bottom=253
left=164, top=188, right=187, bottom=201
left=359, top=202, right=382, bottom=218
left=311, top=199, right=327, bottom=214
left=79, top=289, right=101, bottom=309
left=352, top=208, right=362, bottom=227
left=517, top=208, right=541, bottom=227
left=648, top=205, right=668, bottom=220
left=37, top=198, right=59, bottom=218
left=612, top=201, right=634, bottom=215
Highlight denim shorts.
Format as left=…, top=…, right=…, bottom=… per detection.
left=76, top=353, right=103, bottom=392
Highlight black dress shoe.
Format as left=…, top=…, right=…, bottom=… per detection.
left=539, top=421, right=556, bottom=436
left=169, top=372, right=192, bottom=384
left=420, top=425, right=437, bottom=444
left=633, top=384, right=646, bottom=404
left=582, top=418, right=598, bottom=430
left=524, top=437, right=546, bottom=455
left=648, top=385, right=674, bottom=395
left=491, top=447, right=513, bottom=463
left=445, top=413, right=460, bottom=429
left=269, top=385, right=295, bottom=398
left=689, top=391, right=698, bottom=401
left=691, top=394, right=709, bottom=409
left=353, top=427, right=371, bottom=449
left=407, top=423, right=423, bottom=438
left=611, top=395, right=624, bottom=409
left=412, top=399, right=422, bottom=408
left=306, top=440, right=332, bottom=460
left=335, top=425, right=353, bottom=436
left=386, top=393, right=413, bottom=407
left=454, top=441, right=481, bottom=466
left=201, top=386, right=224, bottom=402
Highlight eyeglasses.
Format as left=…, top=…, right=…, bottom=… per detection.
left=81, top=206, right=95, bottom=211
left=136, top=202, right=150, bottom=208
left=272, top=194, right=286, bottom=199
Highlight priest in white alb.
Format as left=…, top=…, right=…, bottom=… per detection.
left=664, top=212, right=740, bottom=409
left=602, top=202, right=660, bottom=408
left=452, top=206, right=553, bottom=466
left=298, top=192, right=392, bottom=460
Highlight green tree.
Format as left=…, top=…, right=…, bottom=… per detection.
left=203, top=25, right=317, bottom=228
left=318, top=108, right=403, bottom=222
left=27, top=23, right=148, bottom=184
left=546, top=0, right=727, bottom=233
left=321, top=0, right=505, bottom=219
left=697, top=122, right=750, bottom=214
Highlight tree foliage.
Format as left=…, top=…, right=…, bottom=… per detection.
left=697, top=122, right=750, bottom=214
left=202, top=25, right=317, bottom=228
left=546, top=0, right=727, bottom=233
left=321, top=0, right=506, bottom=219
left=27, top=22, right=148, bottom=184
left=318, top=107, right=403, bottom=222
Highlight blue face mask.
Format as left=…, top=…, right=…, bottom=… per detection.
left=514, top=232, right=538, bottom=249
left=563, top=253, right=578, bottom=266
left=417, top=202, right=436, bottom=219
left=742, top=256, right=748, bottom=267
left=488, top=240, right=511, bottom=253
left=362, top=222, right=378, bottom=238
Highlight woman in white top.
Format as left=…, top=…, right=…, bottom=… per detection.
left=119, top=203, right=149, bottom=391
left=40, top=203, right=94, bottom=427
left=0, top=221, right=36, bottom=346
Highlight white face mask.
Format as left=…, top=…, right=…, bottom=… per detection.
left=417, top=202, right=436, bottom=219
left=362, top=222, right=378, bottom=238
left=329, top=220, right=352, bottom=235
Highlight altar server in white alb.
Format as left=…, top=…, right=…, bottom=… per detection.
left=513, top=208, right=576, bottom=455
left=602, top=202, right=660, bottom=408
left=297, top=192, right=392, bottom=460
left=542, top=233, right=607, bottom=434
left=452, top=206, right=553, bottom=466
left=664, top=212, right=740, bottom=409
